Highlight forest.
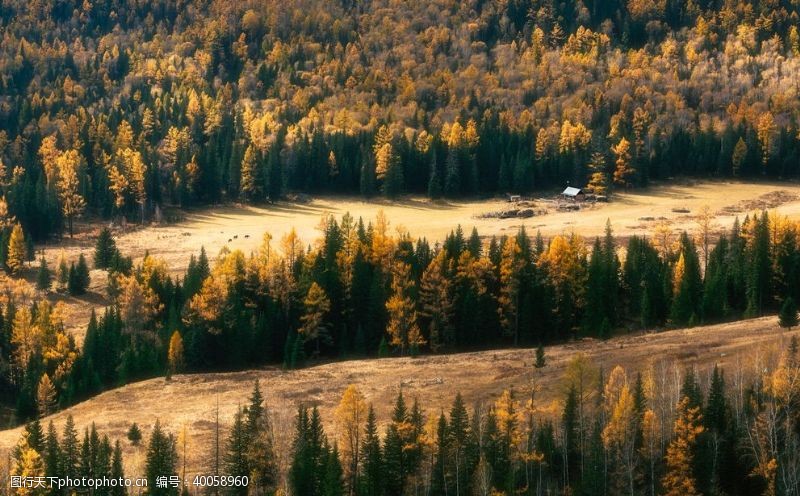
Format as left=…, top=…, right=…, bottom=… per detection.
left=0, top=0, right=799, bottom=241
left=0, top=207, right=798, bottom=425
left=7, top=344, right=800, bottom=496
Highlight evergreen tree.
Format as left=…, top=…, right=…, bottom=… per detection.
left=444, top=148, right=460, bottom=197
left=128, top=423, right=143, bottom=445
left=111, top=441, right=126, bottom=496
left=246, top=380, right=278, bottom=494
left=427, top=150, right=442, bottom=199
left=359, top=405, right=383, bottom=496
left=535, top=344, right=546, bottom=368
left=779, top=297, right=798, bottom=330
left=145, top=420, right=179, bottom=496
left=224, top=408, right=250, bottom=496
left=94, top=228, right=118, bottom=269
left=36, top=256, right=51, bottom=291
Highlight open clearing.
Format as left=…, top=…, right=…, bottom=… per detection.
left=0, top=316, right=795, bottom=479
left=33, top=180, right=800, bottom=340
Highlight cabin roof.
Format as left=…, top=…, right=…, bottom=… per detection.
left=562, top=187, right=583, bottom=196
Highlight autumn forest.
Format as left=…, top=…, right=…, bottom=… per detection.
left=3, top=0, right=800, bottom=494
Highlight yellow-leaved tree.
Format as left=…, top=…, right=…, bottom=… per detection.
left=7, top=223, right=27, bottom=275
left=662, top=397, right=704, bottom=496
left=299, top=282, right=331, bottom=355
left=167, top=330, right=185, bottom=377
left=386, top=261, right=424, bottom=355
left=55, top=149, right=86, bottom=237
left=36, top=373, right=57, bottom=417
left=335, top=385, right=368, bottom=494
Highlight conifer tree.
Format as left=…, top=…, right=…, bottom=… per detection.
left=111, top=441, right=126, bottom=496
left=246, top=381, right=278, bottom=494
left=225, top=408, right=250, bottom=495
left=299, top=282, right=332, bottom=356
left=167, top=331, right=185, bottom=378
left=127, top=423, right=143, bottom=446
left=360, top=405, right=383, bottom=496
left=427, top=150, right=442, bottom=199
left=383, top=391, right=411, bottom=495
left=779, top=297, right=798, bottom=330
left=444, top=148, right=460, bottom=197
left=36, top=373, right=57, bottom=418
left=7, top=223, right=26, bottom=274
left=36, top=257, right=51, bottom=291
left=61, top=416, right=79, bottom=478
left=386, top=262, right=424, bottom=355
left=662, top=397, right=704, bottom=496
left=535, top=344, right=546, bottom=368
left=145, top=420, right=178, bottom=496
left=44, top=421, right=60, bottom=480
left=94, top=228, right=118, bottom=269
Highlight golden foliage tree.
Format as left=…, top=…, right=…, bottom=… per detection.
left=55, top=149, right=86, bottom=237
left=299, top=282, right=331, bottom=355
left=498, top=236, right=524, bottom=345
left=36, top=373, right=57, bottom=417
left=386, top=261, right=424, bottom=355
left=7, top=223, right=26, bottom=275
left=335, top=385, right=368, bottom=494
left=418, top=251, right=453, bottom=351
left=612, top=137, right=635, bottom=189
left=662, top=397, right=704, bottom=496
left=168, top=330, right=185, bottom=376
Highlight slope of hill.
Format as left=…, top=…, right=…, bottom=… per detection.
left=1, top=315, right=793, bottom=478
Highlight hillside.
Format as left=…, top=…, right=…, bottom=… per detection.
left=1, top=315, right=794, bottom=479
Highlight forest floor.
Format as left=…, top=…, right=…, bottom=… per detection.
left=0, top=315, right=795, bottom=480
left=26, top=179, right=800, bottom=342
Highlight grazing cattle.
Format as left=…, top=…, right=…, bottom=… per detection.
left=228, top=238, right=232, bottom=242
left=244, top=234, right=250, bottom=238
left=234, top=235, right=238, bottom=239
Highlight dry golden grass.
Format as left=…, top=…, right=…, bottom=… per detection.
left=0, top=316, right=794, bottom=481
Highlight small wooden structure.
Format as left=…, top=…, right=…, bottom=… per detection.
left=561, top=187, right=586, bottom=201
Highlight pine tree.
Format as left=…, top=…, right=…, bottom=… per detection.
left=44, top=421, right=60, bottom=480
left=7, top=222, right=26, bottom=274
left=146, top=420, right=179, bottom=496
left=76, top=253, right=90, bottom=292
left=535, top=344, right=546, bottom=368
left=94, top=228, right=118, bottom=269
left=111, top=441, right=126, bottom=496
left=36, top=257, right=51, bottom=291
left=444, top=148, right=460, bottom=197
left=427, top=150, right=442, bottom=199
left=359, top=405, right=383, bottom=496
left=61, top=416, right=80, bottom=478
left=779, top=297, right=798, bottom=330
left=383, top=391, right=411, bottom=495
left=225, top=408, right=250, bottom=496
left=448, top=392, right=474, bottom=495
left=246, top=380, right=278, bottom=494
left=127, top=423, right=143, bottom=445
left=323, top=443, right=345, bottom=496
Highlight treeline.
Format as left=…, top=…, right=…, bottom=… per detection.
left=1, top=0, right=800, bottom=239
left=6, top=209, right=800, bottom=422
left=9, top=343, right=800, bottom=495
